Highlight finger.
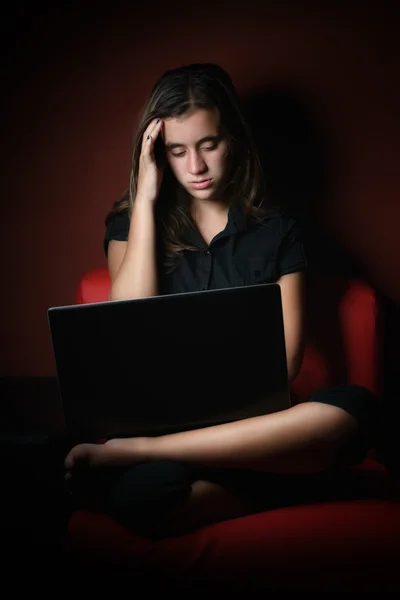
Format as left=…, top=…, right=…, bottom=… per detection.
left=64, top=447, right=81, bottom=470
left=64, top=453, right=74, bottom=470
left=141, top=119, right=162, bottom=156
left=141, top=119, right=157, bottom=152
left=142, top=118, right=162, bottom=153
left=147, top=117, right=162, bottom=138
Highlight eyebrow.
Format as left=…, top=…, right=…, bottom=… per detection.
left=164, top=135, right=222, bottom=150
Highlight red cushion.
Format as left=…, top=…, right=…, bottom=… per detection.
left=66, top=458, right=400, bottom=590
left=75, top=267, right=111, bottom=305
left=291, top=271, right=381, bottom=399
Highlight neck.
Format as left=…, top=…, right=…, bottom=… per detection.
left=191, top=198, right=229, bottom=223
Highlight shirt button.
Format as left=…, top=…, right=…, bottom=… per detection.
left=204, top=249, right=210, bottom=256
left=253, top=270, right=260, bottom=277
left=201, top=287, right=206, bottom=291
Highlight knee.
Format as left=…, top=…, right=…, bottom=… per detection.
left=307, top=384, right=380, bottom=439
left=108, top=460, right=193, bottom=511
left=308, top=384, right=378, bottom=406
left=306, top=385, right=380, bottom=469
left=102, top=461, right=194, bottom=538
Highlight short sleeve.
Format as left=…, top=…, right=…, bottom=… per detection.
left=103, top=210, right=130, bottom=258
left=276, top=215, right=307, bottom=277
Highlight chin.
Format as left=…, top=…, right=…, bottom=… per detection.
left=193, top=193, right=219, bottom=204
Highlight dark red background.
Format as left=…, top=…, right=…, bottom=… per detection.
left=1, top=2, right=399, bottom=385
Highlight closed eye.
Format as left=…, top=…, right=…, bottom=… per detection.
left=171, top=144, right=218, bottom=158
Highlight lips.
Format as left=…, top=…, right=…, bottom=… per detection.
left=190, top=179, right=213, bottom=190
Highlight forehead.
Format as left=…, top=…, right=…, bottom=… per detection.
left=163, top=107, right=220, bottom=145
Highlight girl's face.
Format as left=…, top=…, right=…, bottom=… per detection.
left=162, top=107, right=228, bottom=203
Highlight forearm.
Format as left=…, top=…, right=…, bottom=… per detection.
left=107, top=402, right=358, bottom=474
left=109, top=198, right=158, bottom=300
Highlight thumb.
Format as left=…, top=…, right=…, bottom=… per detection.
left=64, top=445, right=86, bottom=470
left=64, top=450, right=76, bottom=470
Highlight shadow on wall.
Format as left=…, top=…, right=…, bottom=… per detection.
left=241, top=88, right=364, bottom=278
left=241, top=88, right=369, bottom=401
left=242, top=89, right=400, bottom=471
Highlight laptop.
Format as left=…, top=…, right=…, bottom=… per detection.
left=47, top=283, right=291, bottom=444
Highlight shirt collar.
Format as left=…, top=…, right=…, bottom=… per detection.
left=185, top=204, right=248, bottom=249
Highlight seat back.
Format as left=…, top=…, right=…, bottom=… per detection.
left=75, top=267, right=381, bottom=401
left=290, top=270, right=381, bottom=400
left=75, top=267, right=111, bottom=305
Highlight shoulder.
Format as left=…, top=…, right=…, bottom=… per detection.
left=248, top=209, right=303, bottom=243
left=105, top=208, right=130, bottom=233
left=104, top=204, right=130, bottom=258
left=248, top=209, right=307, bottom=275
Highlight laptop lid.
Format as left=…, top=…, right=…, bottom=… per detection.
left=48, top=283, right=290, bottom=444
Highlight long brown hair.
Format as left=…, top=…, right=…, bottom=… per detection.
left=106, top=63, right=271, bottom=272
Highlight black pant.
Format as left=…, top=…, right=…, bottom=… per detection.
left=72, top=385, right=380, bottom=537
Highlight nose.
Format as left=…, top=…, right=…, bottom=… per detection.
left=187, top=150, right=207, bottom=176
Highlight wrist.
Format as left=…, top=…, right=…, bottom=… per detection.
left=134, top=194, right=157, bottom=210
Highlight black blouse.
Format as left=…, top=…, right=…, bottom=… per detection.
left=104, top=206, right=307, bottom=295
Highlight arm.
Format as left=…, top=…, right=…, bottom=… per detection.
left=108, top=118, right=164, bottom=301
left=107, top=240, right=127, bottom=283
left=276, top=270, right=306, bottom=382
left=108, top=200, right=158, bottom=300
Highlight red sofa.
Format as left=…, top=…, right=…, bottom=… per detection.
left=66, top=267, right=400, bottom=592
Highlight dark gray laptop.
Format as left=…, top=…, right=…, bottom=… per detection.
left=47, top=283, right=290, bottom=444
